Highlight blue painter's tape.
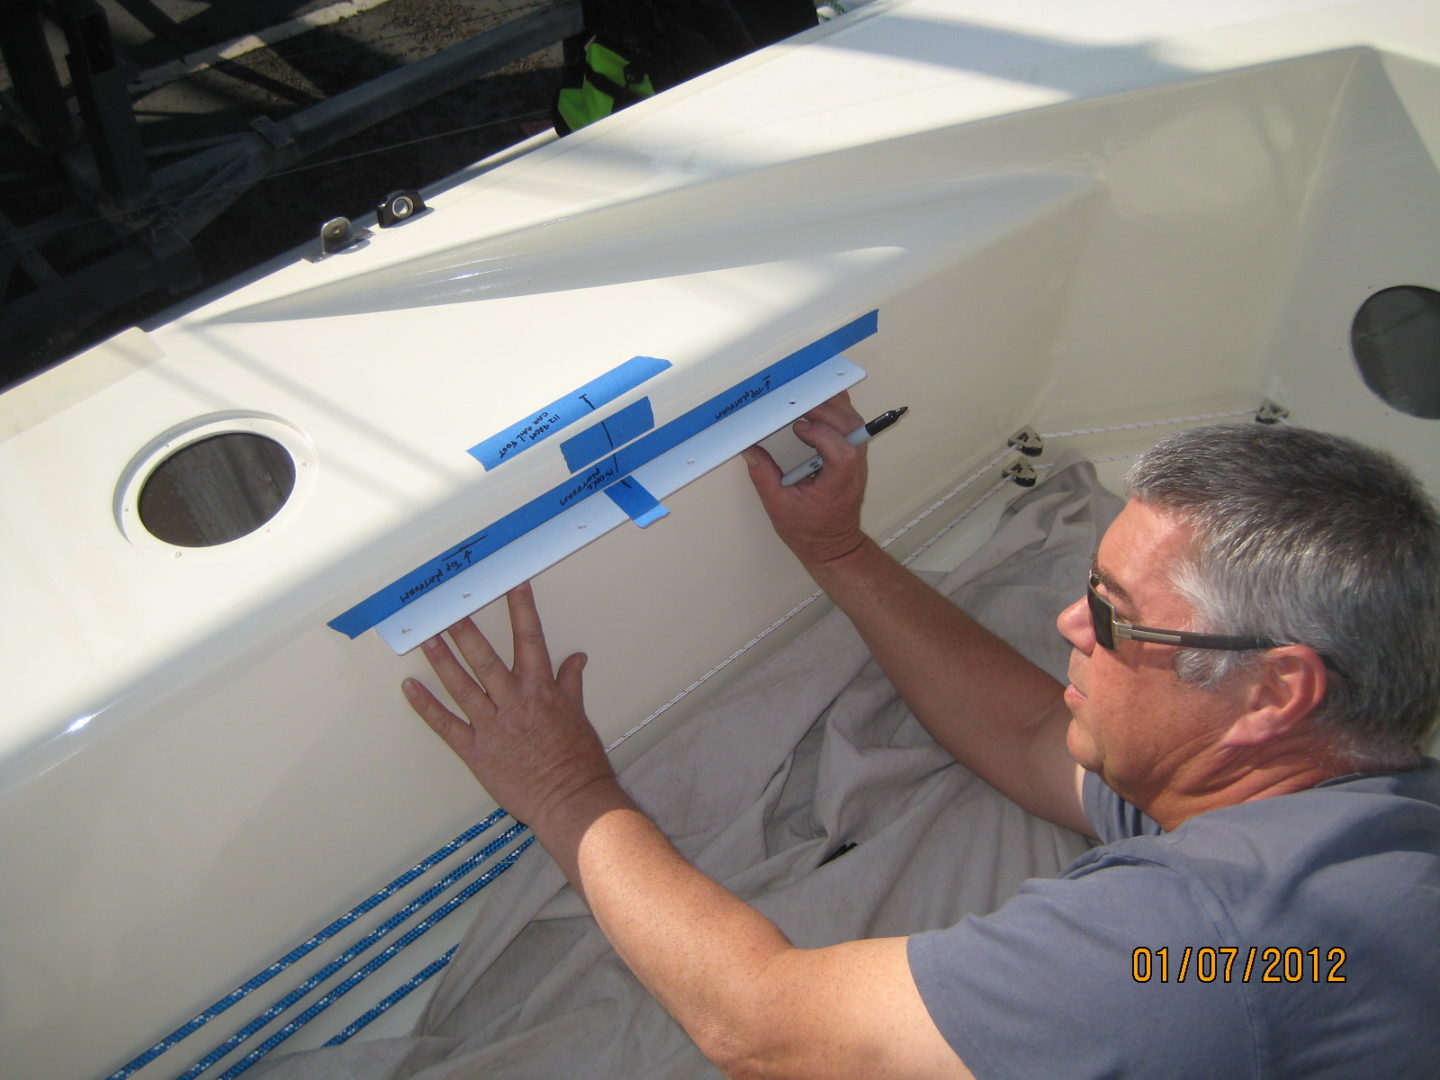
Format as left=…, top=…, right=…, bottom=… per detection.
left=329, top=311, right=878, bottom=638
left=605, top=477, right=668, bottom=527
left=467, top=355, right=671, bottom=469
left=328, top=458, right=626, bottom=636
left=605, top=308, right=877, bottom=475
left=560, top=397, right=655, bottom=472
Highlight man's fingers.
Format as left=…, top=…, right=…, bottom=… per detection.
left=402, top=677, right=475, bottom=757
left=742, top=444, right=782, bottom=494
left=505, top=582, right=554, bottom=680
left=788, top=416, right=864, bottom=487
left=557, top=651, right=588, bottom=701
left=444, top=616, right=517, bottom=701
left=423, top=627, right=502, bottom=716
left=795, top=415, right=857, bottom=458
left=803, top=391, right=863, bottom=433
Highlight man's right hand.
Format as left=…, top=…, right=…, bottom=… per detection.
left=741, top=391, right=871, bottom=568
left=743, top=391, right=1090, bottom=837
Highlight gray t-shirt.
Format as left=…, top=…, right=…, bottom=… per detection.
left=908, top=760, right=1440, bottom=1078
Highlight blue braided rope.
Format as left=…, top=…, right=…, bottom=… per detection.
left=105, top=808, right=512, bottom=1080
left=323, top=946, right=459, bottom=1047
left=216, top=835, right=536, bottom=1079
left=180, top=825, right=531, bottom=1079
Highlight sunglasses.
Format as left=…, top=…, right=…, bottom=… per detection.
left=1085, top=572, right=1282, bottom=653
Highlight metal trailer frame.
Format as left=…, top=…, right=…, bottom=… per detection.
left=0, top=0, right=583, bottom=383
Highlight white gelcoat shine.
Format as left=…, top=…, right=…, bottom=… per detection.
left=2, top=2, right=1439, bottom=1077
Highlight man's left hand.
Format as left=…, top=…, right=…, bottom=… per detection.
left=402, top=582, right=613, bottom=829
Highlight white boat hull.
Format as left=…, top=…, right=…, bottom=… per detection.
left=3, top=2, right=1438, bottom=1076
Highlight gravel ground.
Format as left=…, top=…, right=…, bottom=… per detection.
left=2, top=0, right=568, bottom=385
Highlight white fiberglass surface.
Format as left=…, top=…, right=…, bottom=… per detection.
left=2, top=6, right=1439, bottom=1079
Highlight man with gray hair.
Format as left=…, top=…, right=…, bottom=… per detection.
left=404, top=398, right=1440, bottom=1078
left=1121, top=422, right=1440, bottom=767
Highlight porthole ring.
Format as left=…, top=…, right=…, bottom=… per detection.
left=115, top=413, right=317, bottom=557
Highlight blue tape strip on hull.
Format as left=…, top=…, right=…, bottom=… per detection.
left=604, top=476, right=669, bottom=527
left=467, top=355, right=671, bottom=469
left=329, top=311, right=877, bottom=638
left=560, top=397, right=656, bottom=472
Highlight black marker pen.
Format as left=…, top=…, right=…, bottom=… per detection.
left=779, top=406, right=909, bottom=486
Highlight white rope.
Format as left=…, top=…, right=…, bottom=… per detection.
left=605, top=590, right=828, bottom=751
left=1038, top=407, right=1253, bottom=440
left=605, top=453, right=1011, bottom=753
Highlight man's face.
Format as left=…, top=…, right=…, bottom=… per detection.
left=1056, top=499, right=1245, bottom=804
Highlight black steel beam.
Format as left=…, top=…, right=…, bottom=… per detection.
left=285, top=2, right=581, bottom=154
left=152, top=1, right=582, bottom=241
left=59, top=0, right=157, bottom=211
left=0, top=1, right=582, bottom=379
left=108, top=0, right=192, bottom=53
left=0, top=0, right=74, bottom=148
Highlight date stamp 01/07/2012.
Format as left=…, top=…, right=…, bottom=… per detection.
left=1131, top=946, right=1348, bottom=984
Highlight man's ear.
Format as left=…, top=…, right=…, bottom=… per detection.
left=1222, top=646, right=1328, bottom=747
